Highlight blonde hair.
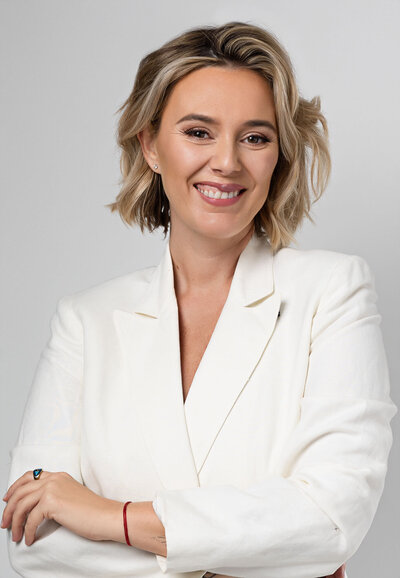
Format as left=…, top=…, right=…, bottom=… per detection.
left=106, top=21, right=331, bottom=252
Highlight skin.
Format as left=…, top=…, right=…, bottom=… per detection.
left=139, top=65, right=280, bottom=299
left=1, top=66, right=345, bottom=578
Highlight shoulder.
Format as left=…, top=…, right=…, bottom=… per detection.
left=275, top=244, right=367, bottom=271
left=55, top=264, right=157, bottom=317
left=273, top=245, right=376, bottom=302
left=275, top=245, right=373, bottom=277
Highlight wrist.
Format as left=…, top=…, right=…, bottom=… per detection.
left=126, top=501, right=167, bottom=556
left=102, top=499, right=167, bottom=556
left=100, top=499, right=125, bottom=543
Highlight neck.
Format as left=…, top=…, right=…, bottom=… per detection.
left=168, top=223, right=254, bottom=299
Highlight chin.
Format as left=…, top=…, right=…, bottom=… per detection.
left=192, top=220, right=252, bottom=241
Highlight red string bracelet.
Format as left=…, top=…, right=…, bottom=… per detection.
left=123, top=501, right=132, bottom=546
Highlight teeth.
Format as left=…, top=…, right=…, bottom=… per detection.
left=196, top=185, right=242, bottom=199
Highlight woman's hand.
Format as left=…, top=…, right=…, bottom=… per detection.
left=1, top=472, right=348, bottom=578
left=329, top=564, right=346, bottom=577
left=318, top=563, right=346, bottom=578
left=1, top=470, right=123, bottom=546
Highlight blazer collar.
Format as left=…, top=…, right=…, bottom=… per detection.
left=134, top=232, right=276, bottom=318
left=113, top=232, right=281, bottom=489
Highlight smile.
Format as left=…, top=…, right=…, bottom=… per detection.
left=194, top=184, right=246, bottom=199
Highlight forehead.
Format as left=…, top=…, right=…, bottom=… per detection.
left=162, top=66, right=276, bottom=122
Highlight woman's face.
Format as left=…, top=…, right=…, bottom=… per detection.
left=139, top=66, right=280, bottom=242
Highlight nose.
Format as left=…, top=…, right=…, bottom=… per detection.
left=209, top=136, right=242, bottom=174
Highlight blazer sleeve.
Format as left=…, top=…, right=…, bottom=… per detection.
left=7, top=297, right=183, bottom=578
left=6, top=295, right=82, bottom=573
left=152, top=254, right=398, bottom=578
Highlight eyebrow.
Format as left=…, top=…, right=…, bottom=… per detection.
left=176, top=113, right=278, bottom=135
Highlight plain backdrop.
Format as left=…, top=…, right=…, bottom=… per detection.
left=1, top=1, right=399, bottom=576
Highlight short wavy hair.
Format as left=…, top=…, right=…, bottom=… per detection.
left=106, top=21, right=331, bottom=252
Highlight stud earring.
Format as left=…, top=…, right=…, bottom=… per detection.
left=153, top=164, right=158, bottom=170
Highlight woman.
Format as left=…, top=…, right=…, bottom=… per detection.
left=1, top=21, right=397, bottom=578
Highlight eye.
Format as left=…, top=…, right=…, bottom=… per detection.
left=183, top=128, right=210, bottom=140
left=244, top=134, right=271, bottom=145
left=182, top=128, right=272, bottom=145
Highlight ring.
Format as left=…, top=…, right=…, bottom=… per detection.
left=33, top=468, right=43, bottom=480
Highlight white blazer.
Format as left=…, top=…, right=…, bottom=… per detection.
left=7, top=233, right=397, bottom=578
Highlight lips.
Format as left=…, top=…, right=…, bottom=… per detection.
left=194, top=181, right=246, bottom=193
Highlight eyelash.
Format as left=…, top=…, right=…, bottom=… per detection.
left=183, top=128, right=271, bottom=145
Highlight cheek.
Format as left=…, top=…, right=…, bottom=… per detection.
left=259, top=150, right=279, bottom=185
left=247, top=152, right=279, bottom=209
left=159, top=138, right=207, bottom=175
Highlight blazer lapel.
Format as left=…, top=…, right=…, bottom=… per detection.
left=184, top=234, right=281, bottom=473
left=113, top=245, right=199, bottom=491
left=113, top=233, right=281, bottom=490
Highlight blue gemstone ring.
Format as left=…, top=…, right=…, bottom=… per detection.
left=33, top=468, right=43, bottom=480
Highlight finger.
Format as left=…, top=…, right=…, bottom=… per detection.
left=11, top=491, right=41, bottom=543
left=0, top=506, right=7, bottom=528
left=24, top=504, right=45, bottom=546
left=2, top=480, right=44, bottom=528
left=3, top=471, right=30, bottom=502
left=333, top=564, right=345, bottom=578
left=4, top=470, right=44, bottom=501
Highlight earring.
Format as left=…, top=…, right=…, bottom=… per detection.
left=153, top=164, right=158, bottom=170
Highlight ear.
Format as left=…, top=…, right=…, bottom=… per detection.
left=137, top=125, right=159, bottom=171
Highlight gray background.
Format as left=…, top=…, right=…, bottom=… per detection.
left=1, top=0, right=399, bottom=576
